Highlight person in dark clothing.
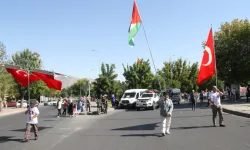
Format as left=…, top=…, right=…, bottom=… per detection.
left=199, top=91, right=204, bottom=107
left=190, top=90, right=196, bottom=111
left=247, top=85, right=250, bottom=103
left=68, top=100, right=73, bottom=117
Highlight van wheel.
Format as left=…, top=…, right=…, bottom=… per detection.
left=137, top=108, right=140, bottom=111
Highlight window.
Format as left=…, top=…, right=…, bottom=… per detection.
left=141, top=94, right=153, bottom=98
left=123, top=92, right=136, bottom=98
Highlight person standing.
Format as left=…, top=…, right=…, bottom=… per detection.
left=199, top=91, right=204, bottom=107
left=68, top=100, right=73, bottom=117
left=22, top=100, right=40, bottom=142
left=57, top=99, right=62, bottom=118
left=247, top=85, right=250, bottom=103
left=157, top=92, right=173, bottom=136
left=190, top=90, right=196, bottom=111
left=62, top=99, right=68, bottom=116
left=77, top=99, right=83, bottom=115
left=207, top=90, right=212, bottom=108
left=86, top=97, right=91, bottom=112
left=111, top=94, right=116, bottom=107
left=210, top=86, right=225, bottom=127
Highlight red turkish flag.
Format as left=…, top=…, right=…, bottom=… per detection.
left=137, top=58, right=141, bottom=64
left=32, top=70, right=62, bottom=91
left=5, top=65, right=40, bottom=87
left=197, top=28, right=216, bottom=85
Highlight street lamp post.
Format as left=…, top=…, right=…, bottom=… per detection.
left=169, top=55, right=175, bottom=88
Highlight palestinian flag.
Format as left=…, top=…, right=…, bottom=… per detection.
left=55, top=72, right=70, bottom=78
left=128, top=0, right=142, bottom=46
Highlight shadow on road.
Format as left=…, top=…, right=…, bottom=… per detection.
left=0, top=136, right=22, bottom=143
left=172, top=125, right=214, bottom=130
left=10, top=126, right=52, bottom=132
left=121, top=133, right=162, bottom=137
left=111, top=122, right=160, bottom=131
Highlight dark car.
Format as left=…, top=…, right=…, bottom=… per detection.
left=160, top=88, right=182, bottom=104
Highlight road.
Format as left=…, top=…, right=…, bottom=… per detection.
left=0, top=102, right=250, bottom=150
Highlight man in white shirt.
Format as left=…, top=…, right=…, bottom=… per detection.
left=22, top=100, right=40, bottom=142
left=210, top=86, right=225, bottom=127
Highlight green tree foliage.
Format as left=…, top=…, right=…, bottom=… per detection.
left=214, top=19, right=250, bottom=85
left=159, top=58, right=199, bottom=92
left=67, top=79, right=89, bottom=97
left=93, top=63, right=118, bottom=98
left=123, top=59, right=154, bottom=89
left=12, top=49, right=43, bottom=101
left=0, top=42, right=19, bottom=101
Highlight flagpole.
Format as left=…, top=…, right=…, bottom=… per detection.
left=27, top=69, right=30, bottom=106
left=141, top=22, right=162, bottom=90
left=211, top=25, right=218, bottom=87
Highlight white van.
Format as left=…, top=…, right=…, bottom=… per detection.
left=120, top=89, right=147, bottom=109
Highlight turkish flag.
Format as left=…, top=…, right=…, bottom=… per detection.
left=5, top=65, right=40, bottom=87
left=197, top=28, right=216, bottom=85
left=32, top=70, right=62, bottom=91
left=137, top=58, right=141, bottom=64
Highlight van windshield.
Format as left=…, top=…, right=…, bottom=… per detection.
left=141, top=94, right=153, bottom=98
left=123, top=92, right=136, bottom=98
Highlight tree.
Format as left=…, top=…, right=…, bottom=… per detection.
left=198, top=76, right=224, bottom=91
left=123, top=59, right=154, bottom=89
left=159, top=58, right=199, bottom=92
left=93, top=63, right=118, bottom=98
left=68, top=79, right=89, bottom=97
left=214, top=19, right=250, bottom=85
left=12, top=49, right=42, bottom=106
left=0, top=42, right=18, bottom=104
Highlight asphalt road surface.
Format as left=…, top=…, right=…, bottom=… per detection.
left=0, top=102, right=250, bottom=150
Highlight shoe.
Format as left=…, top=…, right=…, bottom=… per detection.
left=213, top=124, right=216, bottom=127
left=34, top=136, right=38, bottom=140
left=57, top=116, right=60, bottom=118
left=220, top=124, right=225, bottom=127
left=162, top=133, right=166, bottom=136
left=22, top=139, right=29, bottom=142
left=166, top=132, right=171, bottom=135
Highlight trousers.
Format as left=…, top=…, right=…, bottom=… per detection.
left=211, top=105, right=224, bottom=125
left=161, top=116, right=172, bottom=133
left=25, top=123, right=38, bottom=140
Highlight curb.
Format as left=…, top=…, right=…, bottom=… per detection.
left=223, top=108, right=250, bottom=118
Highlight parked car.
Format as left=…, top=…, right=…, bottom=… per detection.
left=4, top=101, right=17, bottom=107
left=44, top=100, right=52, bottom=106
left=160, top=88, right=182, bottom=104
left=120, top=89, right=147, bottom=109
left=16, top=100, right=28, bottom=108
left=136, top=90, right=160, bottom=111
left=52, top=100, right=58, bottom=106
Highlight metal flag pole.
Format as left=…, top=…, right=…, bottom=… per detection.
left=211, top=25, right=218, bottom=87
left=134, top=0, right=162, bottom=90
left=141, top=22, right=162, bottom=91
left=27, top=69, right=30, bottom=106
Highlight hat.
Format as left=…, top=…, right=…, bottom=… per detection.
left=212, top=86, right=217, bottom=89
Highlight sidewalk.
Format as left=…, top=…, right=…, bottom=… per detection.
left=222, top=97, right=250, bottom=118
left=0, top=107, right=26, bottom=117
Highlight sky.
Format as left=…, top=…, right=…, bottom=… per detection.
left=0, top=0, right=249, bottom=81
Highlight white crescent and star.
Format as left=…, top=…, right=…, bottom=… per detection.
left=16, top=70, right=28, bottom=77
left=202, top=46, right=212, bottom=66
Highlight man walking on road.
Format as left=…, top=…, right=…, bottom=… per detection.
left=190, top=90, right=196, bottom=111
left=157, top=92, right=173, bottom=136
left=210, top=86, right=225, bottom=127
left=22, top=100, right=40, bottom=142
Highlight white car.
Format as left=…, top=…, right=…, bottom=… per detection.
left=136, top=90, right=160, bottom=111
left=16, top=100, right=28, bottom=108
